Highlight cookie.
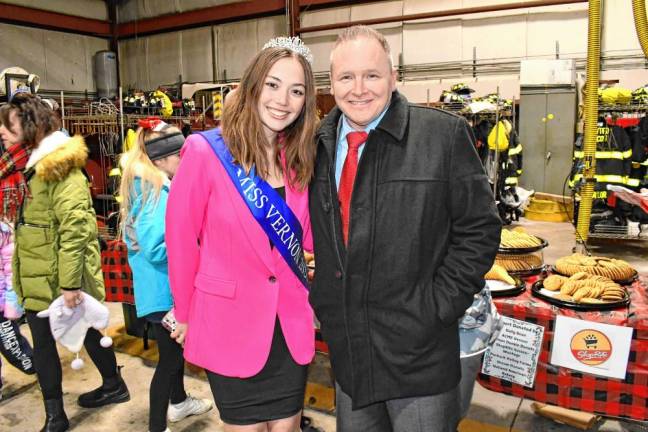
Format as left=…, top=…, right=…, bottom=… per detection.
left=543, top=275, right=565, bottom=291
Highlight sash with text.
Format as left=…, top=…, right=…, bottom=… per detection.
left=198, top=129, right=309, bottom=291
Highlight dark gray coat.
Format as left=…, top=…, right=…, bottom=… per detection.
left=308, top=92, right=501, bottom=409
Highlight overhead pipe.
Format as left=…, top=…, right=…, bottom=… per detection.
left=633, top=0, right=648, bottom=57
left=296, top=0, right=587, bottom=34
left=575, top=0, right=602, bottom=247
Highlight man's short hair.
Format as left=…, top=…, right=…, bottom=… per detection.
left=331, top=25, right=394, bottom=70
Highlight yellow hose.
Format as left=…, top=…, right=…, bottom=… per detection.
left=633, top=0, right=648, bottom=57
left=575, top=0, right=602, bottom=245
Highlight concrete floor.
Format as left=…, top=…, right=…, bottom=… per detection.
left=1, top=218, right=647, bottom=432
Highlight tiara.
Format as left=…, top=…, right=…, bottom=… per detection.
left=263, top=36, right=313, bottom=64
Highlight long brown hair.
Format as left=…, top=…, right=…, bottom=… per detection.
left=222, top=47, right=318, bottom=190
left=0, top=93, right=60, bottom=148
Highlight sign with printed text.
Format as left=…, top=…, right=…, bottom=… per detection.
left=481, top=316, right=545, bottom=388
left=550, top=315, right=632, bottom=379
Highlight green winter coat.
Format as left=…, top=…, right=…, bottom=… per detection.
left=13, top=134, right=105, bottom=312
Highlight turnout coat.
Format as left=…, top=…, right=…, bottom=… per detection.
left=309, top=92, right=501, bottom=409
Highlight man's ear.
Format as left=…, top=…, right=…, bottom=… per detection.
left=390, top=68, right=398, bottom=92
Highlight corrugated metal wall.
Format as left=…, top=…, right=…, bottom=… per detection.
left=118, top=15, right=285, bottom=90
left=109, top=0, right=648, bottom=94
left=0, top=23, right=109, bottom=92
left=1, top=0, right=643, bottom=95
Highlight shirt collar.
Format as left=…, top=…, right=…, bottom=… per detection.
left=340, top=103, right=390, bottom=141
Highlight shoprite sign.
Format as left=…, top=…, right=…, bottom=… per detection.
left=570, top=329, right=612, bottom=366
left=551, top=316, right=632, bottom=379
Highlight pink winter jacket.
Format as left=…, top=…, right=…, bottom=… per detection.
left=166, top=134, right=315, bottom=378
left=0, top=222, right=20, bottom=319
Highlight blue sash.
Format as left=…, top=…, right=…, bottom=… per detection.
left=198, top=129, right=309, bottom=291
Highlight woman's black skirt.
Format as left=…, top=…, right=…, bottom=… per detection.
left=206, top=318, right=308, bottom=425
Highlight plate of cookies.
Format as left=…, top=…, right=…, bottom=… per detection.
left=484, top=264, right=525, bottom=297
left=495, top=253, right=545, bottom=276
left=552, top=253, right=637, bottom=285
left=531, top=272, right=630, bottom=310
left=498, top=227, right=548, bottom=254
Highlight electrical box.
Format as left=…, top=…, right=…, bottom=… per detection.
left=520, top=60, right=576, bottom=86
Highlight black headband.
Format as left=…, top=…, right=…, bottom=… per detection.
left=145, top=132, right=184, bottom=161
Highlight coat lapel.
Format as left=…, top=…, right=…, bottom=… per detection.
left=221, top=166, right=275, bottom=273
left=316, top=112, right=347, bottom=264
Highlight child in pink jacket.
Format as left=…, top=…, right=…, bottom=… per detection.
left=0, top=221, right=35, bottom=398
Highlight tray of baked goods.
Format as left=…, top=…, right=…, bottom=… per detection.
left=532, top=272, right=630, bottom=310
left=485, top=264, right=525, bottom=297
left=495, top=253, right=545, bottom=276
left=552, top=253, right=638, bottom=285
left=498, top=227, right=548, bottom=254
left=495, top=228, right=547, bottom=276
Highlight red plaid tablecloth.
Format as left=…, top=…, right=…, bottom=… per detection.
left=101, top=240, right=135, bottom=304
left=478, top=275, right=648, bottom=421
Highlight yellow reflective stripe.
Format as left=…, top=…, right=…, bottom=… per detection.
left=508, top=144, right=522, bottom=155
left=573, top=149, right=632, bottom=159
left=109, top=168, right=121, bottom=176
left=641, top=160, right=648, bottom=166
left=570, top=174, right=637, bottom=185
left=505, top=177, right=518, bottom=185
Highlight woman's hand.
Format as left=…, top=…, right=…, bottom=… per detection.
left=171, top=322, right=188, bottom=346
left=62, top=289, right=83, bottom=308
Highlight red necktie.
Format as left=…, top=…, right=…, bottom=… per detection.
left=339, top=131, right=368, bottom=245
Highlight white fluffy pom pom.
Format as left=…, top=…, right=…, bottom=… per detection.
left=100, top=336, right=113, bottom=348
left=71, top=357, right=84, bottom=370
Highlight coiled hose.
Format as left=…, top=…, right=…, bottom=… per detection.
left=633, top=0, right=648, bottom=58
left=575, top=0, right=602, bottom=245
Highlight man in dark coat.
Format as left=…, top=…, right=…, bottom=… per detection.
left=309, top=25, right=501, bottom=431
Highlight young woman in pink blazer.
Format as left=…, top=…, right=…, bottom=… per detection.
left=165, top=37, right=318, bottom=431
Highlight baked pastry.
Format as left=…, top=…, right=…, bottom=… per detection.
left=555, top=253, right=635, bottom=281
left=495, top=253, right=543, bottom=272
left=500, top=228, right=543, bottom=249
left=543, top=275, right=566, bottom=291
left=484, top=264, right=516, bottom=285
left=548, top=271, right=627, bottom=304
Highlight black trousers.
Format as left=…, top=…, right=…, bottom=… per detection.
left=26, top=311, right=117, bottom=400
left=149, top=322, right=187, bottom=432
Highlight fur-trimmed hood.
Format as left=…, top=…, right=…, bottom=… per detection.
left=31, top=134, right=88, bottom=182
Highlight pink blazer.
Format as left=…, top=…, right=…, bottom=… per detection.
left=166, top=134, right=314, bottom=377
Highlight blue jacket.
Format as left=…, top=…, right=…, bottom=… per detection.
left=123, top=177, right=173, bottom=318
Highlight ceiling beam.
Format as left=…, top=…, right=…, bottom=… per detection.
left=0, top=3, right=111, bottom=37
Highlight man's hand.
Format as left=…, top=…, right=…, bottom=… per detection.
left=62, top=289, right=83, bottom=308
left=171, top=322, right=188, bottom=346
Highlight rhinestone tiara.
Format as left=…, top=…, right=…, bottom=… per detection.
left=262, top=36, right=313, bottom=64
